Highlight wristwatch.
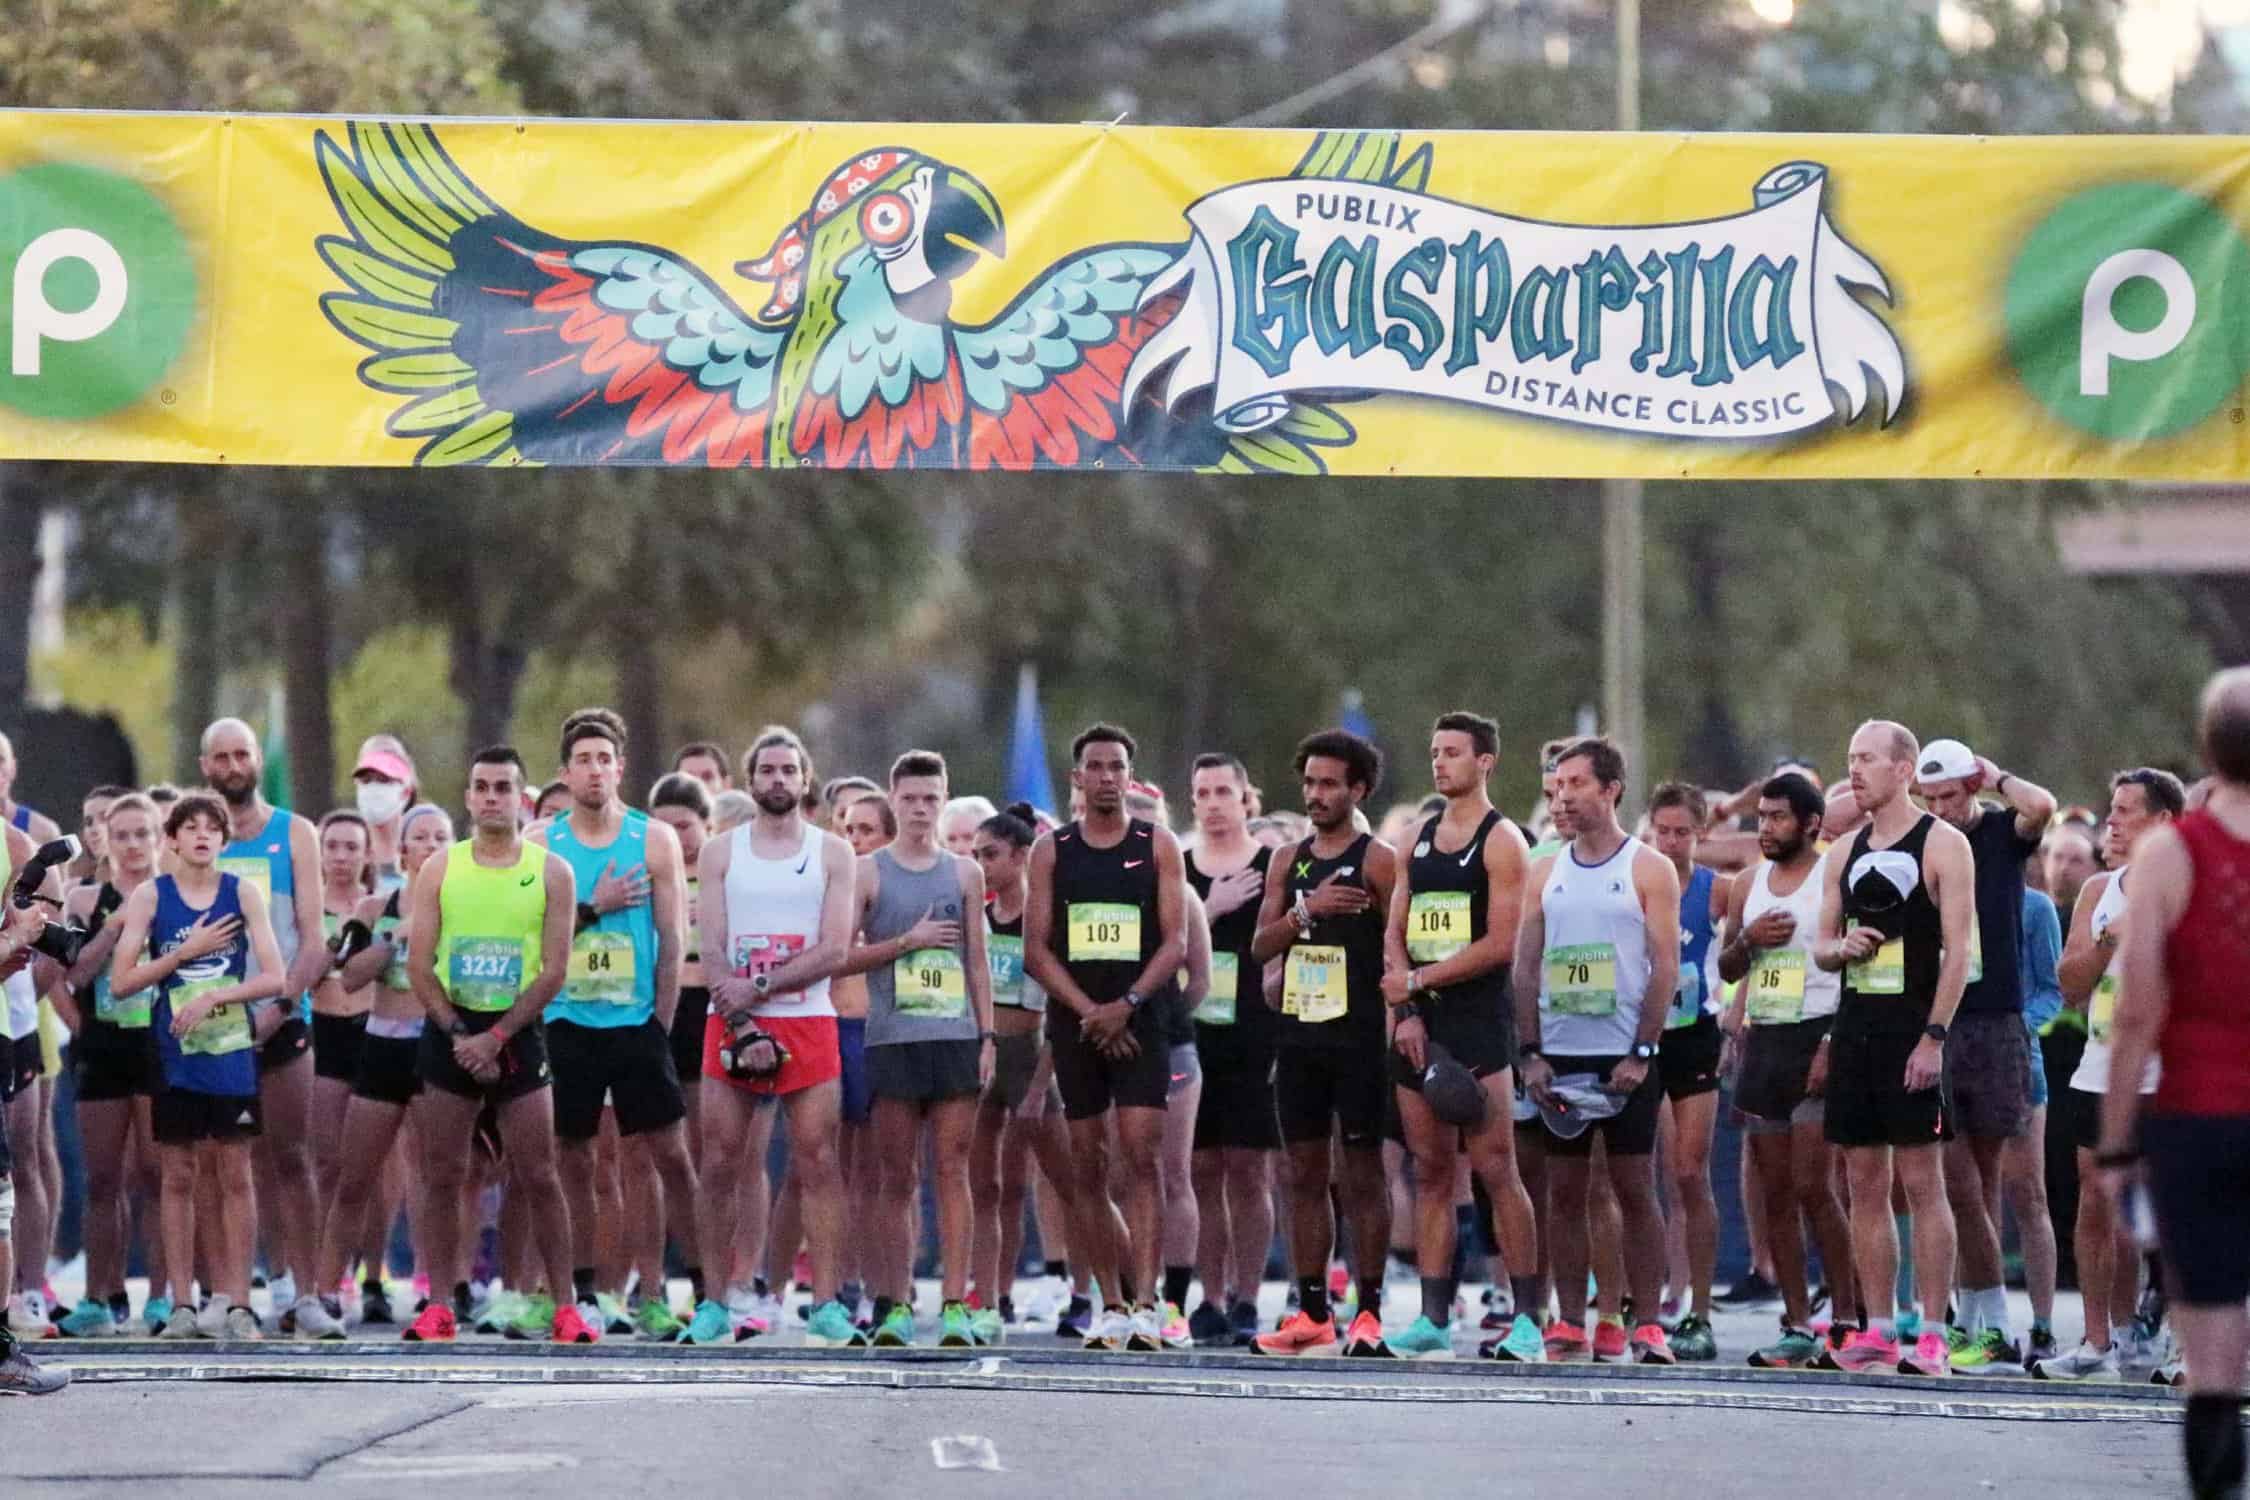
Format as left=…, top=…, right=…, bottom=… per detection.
left=1393, top=1000, right=1421, bottom=1022
left=1923, top=1022, right=1949, bottom=1043
left=979, top=1029, right=997, bottom=1043
left=1518, top=1041, right=1543, bottom=1061
left=447, top=1018, right=472, bottom=1039
left=1124, top=990, right=1147, bottom=1010
left=1630, top=1040, right=1657, bottom=1061
left=751, top=972, right=773, bottom=999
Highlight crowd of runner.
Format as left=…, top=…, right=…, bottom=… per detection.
left=0, top=693, right=2223, bottom=1406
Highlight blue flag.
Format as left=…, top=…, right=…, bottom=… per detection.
left=1005, top=662, right=1057, bottom=816
left=1340, top=687, right=1377, bottom=745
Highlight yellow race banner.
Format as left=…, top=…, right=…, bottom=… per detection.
left=3, top=110, right=2249, bottom=479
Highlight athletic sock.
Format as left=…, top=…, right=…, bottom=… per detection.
left=361, top=1273, right=384, bottom=1295
left=452, top=1281, right=473, bottom=1317
left=871, top=1295, right=896, bottom=1328
left=107, top=1291, right=131, bottom=1321
left=1043, top=1260, right=1067, bottom=1281
left=1511, top=1276, right=1543, bottom=1323
left=1162, top=1265, right=1193, bottom=1310
left=1421, top=1275, right=1454, bottom=1328
left=2186, top=1394, right=2247, bottom=1499
left=686, top=1266, right=707, bottom=1305
left=1357, top=1278, right=1382, bottom=1320
left=1298, top=1275, right=1330, bottom=1325
left=839, top=1279, right=864, bottom=1310
left=752, top=1275, right=771, bottom=1299
left=571, top=1267, right=598, bottom=1306
left=1972, top=1285, right=2011, bottom=1336
left=1118, top=1273, right=1139, bottom=1306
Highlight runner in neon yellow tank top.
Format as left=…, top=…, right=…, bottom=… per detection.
left=399, top=745, right=588, bottom=1345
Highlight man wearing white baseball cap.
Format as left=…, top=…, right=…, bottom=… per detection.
left=1912, top=736, right=2056, bottom=1374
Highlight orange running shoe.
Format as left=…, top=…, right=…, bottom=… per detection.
left=1341, top=1310, right=1392, bottom=1358
left=1592, top=1318, right=1629, bottom=1361
left=402, top=1303, right=456, bottom=1342
left=1631, top=1322, right=1676, bottom=1365
left=551, top=1302, right=601, bottom=1344
left=1543, top=1320, right=1592, bottom=1362
left=1252, top=1310, right=1338, bottom=1357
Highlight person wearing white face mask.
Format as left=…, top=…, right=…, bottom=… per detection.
left=353, top=739, right=420, bottom=894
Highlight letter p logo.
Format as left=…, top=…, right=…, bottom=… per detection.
left=2079, top=249, right=2193, bottom=397
left=12, top=228, right=129, bottom=377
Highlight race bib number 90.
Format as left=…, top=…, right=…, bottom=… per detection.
left=894, top=948, right=969, bottom=1019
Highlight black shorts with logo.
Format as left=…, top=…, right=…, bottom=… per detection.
left=152, top=1088, right=262, bottom=1146
left=417, top=1009, right=551, bottom=1107
left=312, top=1012, right=367, bottom=1083
left=548, top=1017, right=687, bottom=1141
left=1824, top=1026, right=1949, bottom=1148
left=1276, top=1043, right=1385, bottom=1150
left=1659, top=1018, right=1723, bottom=1102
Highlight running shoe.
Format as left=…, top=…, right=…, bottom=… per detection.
left=1479, top=1286, right=1512, bottom=1331
left=1085, top=1307, right=1133, bottom=1352
left=2118, top=1327, right=2165, bottom=1383
left=0, top=1333, right=68, bottom=1395
left=1386, top=1315, right=1453, bottom=1360
left=636, top=1299, right=686, bottom=1342
left=1158, top=1302, right=1193, bottom=1350
left=1228, top=1299, right=1260, bottom=1347
left=733, top=1314, right=767, bottom=1343
left=551, top=1303, right=600, bottom=1344
left=1668, top=1314, right=1717, bottom=1362
left=969, top=1307, right=1004, bottom=1346
left=1342, top=1310, right=1394, bottom=1358
left=1631, top=1323, right=1676, bottom=1365
left=403, top=1302, right=456, bottom=1342
left=474, top=1289, right=529, bottom=1336
left=194, top=1296, right=235, bottom=1340
left=1125, top=1305, right=1164, bottom=1352
left=997, top=1295, right=1018, bottom=1326
left=1480, top=1314, right=1548, bottom=1363
left=1543, top=1320, right=1592, bottom=1363
left=938, top=1301, right=976, bottom=1348
left=1825, top=1327, right=1900, bottom=1373
left=1950, top=1326, right=2024, bottom=1374
left=1187, top=1300, right=1231, bottom=1347
left=596, top=1292, right=635, bottom=1337
left=506, top=1294, right=558, bottom=1341
left=1592, top=1317, right=1629, bottom=1361
left=294, top=1296, right=348, bottom=1341
left=1748, top=1326, right=1821, bottom=1369
left=676, top=1300, right=733, bottom=1346
left=1019, top=1278, right=1065, bottom=1326
left=2152, top=1355, right=2184, bottom=1387
left=6, top=1294, right=51, bottom=1339
left=56, top=1299, right=118, bottom=1338
left=1327, top=1263, right=1350, bottom=1303
left=1897, top=1329, right=1954, bottom=1376
left=805, top=1298, right=871, bottom=1349
left=223, top=1305, right=263, bottom=1341
left=734, top=1287, right=785, bottom=1331
left=1714, top=1271, right=1782, bottom=1307
left=872, top=1303, right=917, bottom=1348
left=2026, top=1324, right=2058, bottom=1366
left=360, top=1284, right=395, bottom=1327
left=2031, top=1340, right=2120, bottom=1381
left=142, top=1295, right=174, bottom=1337
left=160, top=1303, right=203, bottom=1340
left=1055, top=1295, right=1094, bottom=1341
left=1252, top=1310, right=1337, bottom=1356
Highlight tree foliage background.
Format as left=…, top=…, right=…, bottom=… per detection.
left=0, top=0, right=2233, bottom=817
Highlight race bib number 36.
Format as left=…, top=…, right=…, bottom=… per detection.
left=1545, top=943, right=1619, bottom=1016
left=1747, top=949, right=1808, bottom=1024
left=1406, top=891, right=1470, bottom=963
left=448, top=937, right=523, bottom=1012
left=894, top=948, right=969, bottom=1019
left=1068, top=902, right=1140, bottom=963
left=568, top=931, right=637, bottom=1004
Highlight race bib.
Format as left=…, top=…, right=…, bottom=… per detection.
left=988, top=934, right=1027, bottom=1008
left=1197, top=952, right=1239, bottom=1026
left=1666, top=963, right=1704, bottom=1031
left=374, top=917, right=412, bottom=993
left=1747, top=949, right=1809, bottom=1024
left=1847, top=921, right=1905, bottom=996
left=1545, top=942, right=1618, bottom=1016
left=1406, top=891, right=1470, bottom=963
left=568, top=930, right=638, bottom=1004
left=683, top=878, right=701, bottom=964
left=732, top=932, right=806, bottom=980
left=1284, top=944, right=1349, bottom=1024
left=93, top=975, right=151, bottom=1030
left=1964, top=925, right=1985, bottom=985
left=174, top=975, right=252, bottom=1056
left=216, top=857, right=274, bottom=908
left=447, top=936, right=523, bottom=1012
left=2091, top=973, right=2118, bottom=1042
left=1068, top=902, right=1141, bottom=963
left=894, top=948, right=969, bottom=1019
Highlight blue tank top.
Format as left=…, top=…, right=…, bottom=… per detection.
left=8, top=804, right=30, bottom=833
left=544, top=808, right=658, bottom=1028
left=220, top=807, right=308, bottom=1023
left=1666, top=863, right=1718, bottom=1032
left=151, top=872, right=257, bottom=1096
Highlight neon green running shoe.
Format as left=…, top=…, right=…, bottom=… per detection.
left=938, top=1301, right=976, bottom=1348
left=505, top=1293, right=557, bottom=1341
left=636, top=1298, right=687, bottom=1341
left=872, top=1303, right=916, bottom=1348
left=969, top=1307, right=1004, bottom=1346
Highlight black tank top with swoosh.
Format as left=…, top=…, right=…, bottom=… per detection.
left=1406, top=809, right=1512, bottom=1013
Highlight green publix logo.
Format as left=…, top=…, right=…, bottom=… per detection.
left=2005, top=181, right=2250, bottom=440
left=0, top=161, right=194, bottom=420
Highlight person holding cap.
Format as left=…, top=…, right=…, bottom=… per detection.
left=353, top=737, right=420, bottom=897
left=1911, top=736, right=2056, bottom=1373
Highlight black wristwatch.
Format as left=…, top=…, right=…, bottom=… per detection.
left=1393, top=1000, right=1421, bottom=1022
left=1518, top=1041, right=1543, bottom=1061
left=447, top=1018, right=472, bottom=1039
left=1923, top=1022, right=1949, bottom=1043
left=1630, top=1040, right=1657, bottom=1061
left=1124, top=990, right=1147, bottom=1010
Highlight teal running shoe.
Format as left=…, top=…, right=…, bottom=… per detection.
left=141, top=1296, right=173, bottom=1337
left=1748, top=1326, right=1821, bottom=1369
left=872, top=1303, right=916, bottom=1347
left=637, top=1298, right=686, bottom=1341
left=676, top=1299, right=733, bottom=1346
left=1479, top=1313, right=1548, bottom=1363
left=806, top=1298, right=871, bottom=1349
left=1669, top=1314, right=1718, bottom=1362
left=1387, top=1315, right=1455, bottom=1360
left=57, top=1299, right=118, bottom=1338
left=969, top=1307, right=1004, bottom=1346
left=938, top=1301, right=976, bottom=1348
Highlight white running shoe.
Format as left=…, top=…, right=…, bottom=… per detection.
left=1085, top=1307, right=1132, bottom=1351
left=2029, top=1340, right=2120, bottom=1382
left=195, top=1295, right=234, bottom=1340
left=1126, top=1305, right=1164, bottom=1352
left=1017, top=1277, right=1065, bottom=1326
left=224, top=1305, right=263, bottom=1341
left=294, top=1295, right=348, bottom=1341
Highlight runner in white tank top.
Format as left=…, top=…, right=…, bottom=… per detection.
left=723, top=818, right=834, bottom=1019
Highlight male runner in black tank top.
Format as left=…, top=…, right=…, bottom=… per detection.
left=1183, top=753, right=1278, bottom=1349
left=1024, top=723, right=1187, bottom=1353
left=1379, top=712, right=1541, bottom=1359
left=1247, top=729, right=1398, bottom=1357
left=1815, top=719, right=1974, bottom=1376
